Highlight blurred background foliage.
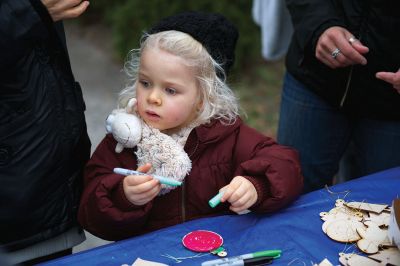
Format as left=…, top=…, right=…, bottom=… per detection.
left=82, top=0, right=285, bottom=137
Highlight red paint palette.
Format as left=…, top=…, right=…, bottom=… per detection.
left=182, top=230, right=223, bottom=252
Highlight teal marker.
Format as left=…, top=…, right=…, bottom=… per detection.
left=201, top=249, right=281, bottom=266
left=113, top=167, right=182, bottom=186
left=208, top=191, right=224, bottom=208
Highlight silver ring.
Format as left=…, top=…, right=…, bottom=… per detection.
left=331, top=48, right=341, bottom=59
left=349, top=37, right=356, bottom=44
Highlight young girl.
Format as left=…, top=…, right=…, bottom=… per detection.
left=78, top=11, right=303, bottom=241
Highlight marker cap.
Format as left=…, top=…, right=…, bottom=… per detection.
left=253, top=249, right=281, bottom=258
left=245, top=256, right=273, bottom=266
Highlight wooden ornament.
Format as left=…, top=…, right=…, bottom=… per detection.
left=326, top=219, right=364, bottom=242
left=335, top=199, right=346, bottom=207
left=329, top=200, right=367, bottom=219
left=346, top=202, right=388, bottom=214
left=368, top=247, right=400, bottom=266
left=314, top=258, right=333, bottom=266
left=321, top=211, right=363, bottom=234
left=366, top=211, right=390, bottom=227
left=356, top=221, right=392, bottom=254
left=339, top=253, right=381, bottom=266
left=321, top=199, right=365, bottom=239
left=389, top=199, right=400, bottom=248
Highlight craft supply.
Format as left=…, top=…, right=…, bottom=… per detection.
left=338, top=252, right=380, bottom=266
left=216, top=256, right=273, bottom=266
left=345, top=201, right=388, bottom=214
left=210, top=246, right=228, bottom=257
left=313, top=258, right=333, bottom=266
left=130, top=257, right=169, bottom=266
left=388, top=199, right=400, bottom=248
left=356, top=221, right=392, bottom=254
left=201, top=249, right=281, bottom=266
left=368, top=247, right=400, bottom=265
left=209, top=191, right=224, bottom=208
left=113, top=167, right=182, bottom=186
left=161, top=253, right=209, bottom=263
left=320, top=198, right=399, bottom=264
left=182, top=230, right=224, bottom=252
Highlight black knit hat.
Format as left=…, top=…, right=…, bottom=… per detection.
left=148, top=11, right=239, bottom=76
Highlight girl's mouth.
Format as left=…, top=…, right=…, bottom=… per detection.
left=145, top=110, right=161, bottom=120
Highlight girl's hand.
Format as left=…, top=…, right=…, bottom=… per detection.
left=41, top=0, right=90, bottom=21
left=220, top=176, right=258, bottom=214
left=376, top=69, right=400, bottom=93
left=122, top=163, right=161, bottom=206
left=315, top=26, right=369, bottom=69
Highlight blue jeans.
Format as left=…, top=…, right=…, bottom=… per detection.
left=278, top=73, right=400, bottom=193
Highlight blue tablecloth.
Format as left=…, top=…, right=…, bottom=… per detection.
left=41, top=167, right=400, bottom=266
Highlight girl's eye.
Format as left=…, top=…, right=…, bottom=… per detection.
left=165, top=87, right=177, bottom=95
left=139, top=80, right=150, bottom=88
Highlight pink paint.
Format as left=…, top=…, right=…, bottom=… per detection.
left=182, top=230, right=223, bottom=252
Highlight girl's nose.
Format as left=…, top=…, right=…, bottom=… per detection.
left=148, top=89, right=162, bottom=105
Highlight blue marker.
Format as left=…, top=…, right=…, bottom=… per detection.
left=113, top=167, right=182, bottom=187
left=202, top=250, right=281, bottom=266
left=209, top=191, right=225, bottom=208
left=217, top=256, right=273, bottom=266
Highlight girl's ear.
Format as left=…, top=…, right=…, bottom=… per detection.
left=196, top=90, right=204, bottom=113
left=196, top=102, right=203, bottom=113
left=126, top=98, right=137, bottom=113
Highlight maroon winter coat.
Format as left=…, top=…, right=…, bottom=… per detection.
left=78, top=118, right=303, bottom=241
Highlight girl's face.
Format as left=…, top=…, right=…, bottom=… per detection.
left=136, top=47, right=202, bottom=134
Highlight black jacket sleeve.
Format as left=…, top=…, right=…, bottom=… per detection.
left=0, top=0, right=48, bottom=70
left=285, top=0, right=346, bottom=54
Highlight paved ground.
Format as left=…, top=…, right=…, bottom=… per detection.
left=64, top=22, right=124, bottom=253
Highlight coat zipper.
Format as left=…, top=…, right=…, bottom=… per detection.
left=181, top=140, right=199, bottom=222
left=341, top=2, right=370, bottom=108
left=181, top=181, right=186, bottom=222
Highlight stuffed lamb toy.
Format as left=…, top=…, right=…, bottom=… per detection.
left=106, top=98, right=142, bottom=153
left=105, top=98, right=192, bottom=195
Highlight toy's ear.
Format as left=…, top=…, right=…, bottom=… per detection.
left=126, top=98, right=137, bottom=114
left=115, top=143, right=124, bottom=153
left=105, top=114, right=114, bottom=133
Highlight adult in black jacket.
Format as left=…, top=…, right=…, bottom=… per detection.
left=278, top=0, right=400, bottom=192
left=0, top=0, right=90, bottom=264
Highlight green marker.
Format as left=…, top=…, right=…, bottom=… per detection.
left=201, top=249, right=281, bottom=266
left=208, top=191, right=224, bottom=208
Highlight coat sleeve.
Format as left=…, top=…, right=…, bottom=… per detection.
left=285, top=0, right=346, bottom=55
left=233, top=125, right=303, bottom=212
left=78, top=134, right=154, bottom=241
left=0, top=0, right=48, bottom=70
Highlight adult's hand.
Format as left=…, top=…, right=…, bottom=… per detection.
left=315, top=26, right=369, bottom=69
left=376, top=69, right=400, bottom=93
left=41, top=0, right=89, bottom=22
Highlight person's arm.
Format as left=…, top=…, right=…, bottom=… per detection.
left=78, top=135, right=155, bottom=241
left=286, top=0, right=369, bottom=69
left=41, top=0, right=89, bottom=22
left=0, top=0, right=88, bottom=70
left=286, top=0, right=345, bottom=57
left=0, top=1, right=46, bottom=69
left=232, top=125, right=303, bottom=213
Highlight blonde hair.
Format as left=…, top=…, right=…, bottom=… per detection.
left=119, top=30, right=239, bottom=125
